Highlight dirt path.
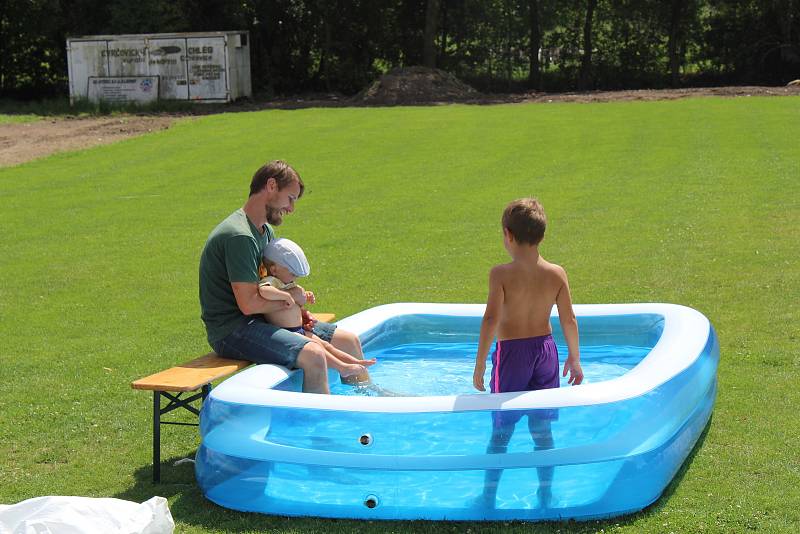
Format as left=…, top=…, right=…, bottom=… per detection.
left=493, top=84, right=800, bottom=104
left=2, top=85, right=797, bottom=168
left=0, top=116, right=175, bottom=167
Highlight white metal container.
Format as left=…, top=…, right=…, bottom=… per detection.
left=66, top=31, right=252, bottom=104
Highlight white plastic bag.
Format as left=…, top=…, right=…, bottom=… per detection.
left=0, top=495, right=174, bottom=534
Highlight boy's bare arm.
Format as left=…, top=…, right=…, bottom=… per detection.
left=473, top=267, right=505, bottom=391
left=554, top=268, right=583, bottom=385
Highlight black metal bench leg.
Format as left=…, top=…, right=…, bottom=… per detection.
left=153, top=391, right=161, bottom=483
left=150, top=386, right=210, bottom=483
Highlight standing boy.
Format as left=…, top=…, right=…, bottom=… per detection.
left=472, top=197, right=583, bottom=508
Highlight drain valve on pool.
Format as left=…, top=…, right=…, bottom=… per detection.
left=359, top=433, right=373, bottom=446
left=364, top=495, right=379, bottom=509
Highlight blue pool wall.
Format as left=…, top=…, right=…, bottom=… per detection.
left=196, top=312, right=718, bottom=521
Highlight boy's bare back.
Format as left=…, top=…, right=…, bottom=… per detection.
left=492, top=255, right=569, bottom=341
left=474, top=197, right=583, bottom=392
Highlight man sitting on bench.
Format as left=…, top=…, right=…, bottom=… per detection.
left=198, top=160, right=369, bottom=394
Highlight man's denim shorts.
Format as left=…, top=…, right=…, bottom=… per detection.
left=211, top=316, right=337, bottom=369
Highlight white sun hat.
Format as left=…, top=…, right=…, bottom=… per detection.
left=263, top=238, right=311, bottom=277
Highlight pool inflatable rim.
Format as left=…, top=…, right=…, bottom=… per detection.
left=208, top=302, right=711, bottom=413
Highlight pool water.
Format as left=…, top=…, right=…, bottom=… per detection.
left=332, top=342, right=651, bottom=396
left=265, top=340, right=658, bottom=460
left=252, top=335, right=661, bottom=462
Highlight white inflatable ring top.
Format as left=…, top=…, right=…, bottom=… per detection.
left=208, top=302, right=711, bottom=412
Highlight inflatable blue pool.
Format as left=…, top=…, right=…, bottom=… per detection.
left=196, top=303, right=718, bottom=521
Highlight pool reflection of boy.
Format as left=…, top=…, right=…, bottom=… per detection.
left=472, top=198, right=584, bottom=509
left=258, top=238, right=376, bottom=380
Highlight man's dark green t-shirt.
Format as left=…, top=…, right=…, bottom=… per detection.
left=199, top=209, right=275, bottom=344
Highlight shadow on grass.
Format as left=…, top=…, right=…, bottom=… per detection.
left=113, top=417, right=713, bottom=533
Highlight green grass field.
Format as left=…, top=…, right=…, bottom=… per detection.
left=1, top=97, right=798, bottom=533
left=0, top=114, right=40, bottom=124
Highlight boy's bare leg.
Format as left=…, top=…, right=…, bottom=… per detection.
left=328, top=328, right=371, bottom=384
left=478, top=421, right=516, bottom=508
left=294, top=343, right=330, bottom=394
left=529, top=416, right=555, bottom=507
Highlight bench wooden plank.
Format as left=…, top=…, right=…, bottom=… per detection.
left=130, top=312, right=337, bottom=393
left=131, top=352, right=251, bottom=392
left=313, top=312, right=336, bottom=323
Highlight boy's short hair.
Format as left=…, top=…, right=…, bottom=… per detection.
left=502, top=198, right=547, bottom=245
left=249, top=160, right=304, bottom=197
left=259, top=259, right=275, bottom=279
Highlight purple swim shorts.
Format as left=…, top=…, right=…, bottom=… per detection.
left=489, top=334, right=560, bottom=427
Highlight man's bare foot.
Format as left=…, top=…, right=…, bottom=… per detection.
left=339, top=363, right=367, bottom=378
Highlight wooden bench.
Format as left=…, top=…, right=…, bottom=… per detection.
left=131, top=313, right=335, bottom=482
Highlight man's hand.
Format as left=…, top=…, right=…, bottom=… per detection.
left=304, top=291, right=316, bottom=304
left=473, top=360, right=487, bottom=391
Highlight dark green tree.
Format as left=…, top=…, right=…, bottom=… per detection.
left=578, top=0, right=598, bottom=89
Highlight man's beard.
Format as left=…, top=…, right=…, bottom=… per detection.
left=266, top=206, right=283, bottom=225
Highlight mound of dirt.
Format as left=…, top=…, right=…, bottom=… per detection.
left=355, top=66, right=479, bottom=105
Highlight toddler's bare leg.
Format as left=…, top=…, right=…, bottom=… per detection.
left=321, top=348, right=366, bottom=378
left=292, top=330, right=365, bottom=380
left=328, top=328, right=371, bottom=384
left=311, top=335, right=376, bottom=366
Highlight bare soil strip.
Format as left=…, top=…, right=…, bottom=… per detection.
left=2, top=85, right=797, bottom=168
left=0, top=116, right=174, bottom=167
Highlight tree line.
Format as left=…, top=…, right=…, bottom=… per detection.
left=1, top=0, right=799, bottom=99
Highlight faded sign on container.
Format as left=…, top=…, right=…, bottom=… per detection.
left=87, top=76, right=159, bottom=104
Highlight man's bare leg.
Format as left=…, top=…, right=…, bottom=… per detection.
left=294, top=343, right=330, bottom=394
